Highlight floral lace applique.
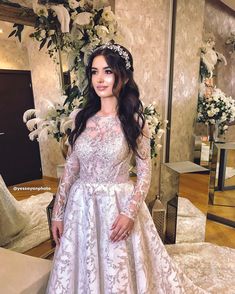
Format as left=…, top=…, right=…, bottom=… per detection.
left=52, top=147, right=80, bottom=221
left=121, top=123, right=152, bottom=220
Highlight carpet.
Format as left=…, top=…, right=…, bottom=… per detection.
left=166, top=242, right=235, bottom=293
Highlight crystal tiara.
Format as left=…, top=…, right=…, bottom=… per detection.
left=92, top=43, right=132, bottom=70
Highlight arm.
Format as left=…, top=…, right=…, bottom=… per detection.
left=51, top=110, right=80, bottom=222
left=110, top=122, right=152, bottom=242
left=51, top=146, right=80, bottom=221
left=121, top=122, right=152, bottom=220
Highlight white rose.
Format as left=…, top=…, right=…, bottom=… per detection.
left=102, top=6, right=115, bottom=22
left=212, top=96, right=219, bottom=102
left=95, top=25, right=109, bottom=39
left=74, top=12, right=92, bottom=26
left=108, top=23, right=116, bottom=35
left=40, top=30, right=46, bottom=39
left=48, top=30, right=55, bottom=36
left=207, top=110, right=214, bottom=117
left=68, top=0, right=80, bottom=9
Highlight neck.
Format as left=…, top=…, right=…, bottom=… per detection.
left=99, top=97, right=118, bottom=115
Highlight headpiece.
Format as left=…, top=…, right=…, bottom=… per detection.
left=91, top=43, right=132, bottom=70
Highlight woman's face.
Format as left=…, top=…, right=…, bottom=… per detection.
left=91, top=55, right=116, bottom=99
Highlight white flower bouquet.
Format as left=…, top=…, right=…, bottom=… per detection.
left=197, top=87, right=235, bottom=134
left=143, top=102, right=166, bottom=158
left=23, top=96, right=83, bottom=142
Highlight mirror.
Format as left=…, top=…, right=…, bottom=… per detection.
left=167, top=0, right=235, bottom=248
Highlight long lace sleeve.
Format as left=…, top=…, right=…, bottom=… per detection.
left=121, top=123, right=152, bottom=220
left=52, top=147, right=80, bottom=221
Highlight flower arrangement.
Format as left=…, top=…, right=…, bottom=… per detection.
left=197, top=87, right=235, bottom=135
left=197, top=33, right=234, bottom=137
left=23, top=96, right=83, bottom=142
left=143, top=102, right=166, bottom=158
left=200, top=34, right=227, bottom=80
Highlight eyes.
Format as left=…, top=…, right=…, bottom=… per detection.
left=91, top=68, right=113, bottom=75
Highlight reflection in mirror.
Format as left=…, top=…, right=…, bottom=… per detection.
left=169, top=0, right=235, bottom=249
left=208, top=143, right=235, bottom=228
left=193, top=0, right=235, bottom=235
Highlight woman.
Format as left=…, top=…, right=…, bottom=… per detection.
left=46, top=43, right=207, bottom=293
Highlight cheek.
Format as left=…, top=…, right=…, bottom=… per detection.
left=104, top=75, right=115, bottom=86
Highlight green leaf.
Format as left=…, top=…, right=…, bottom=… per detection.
left=47, top=39, right=52, bottom=48
left=18, top=24, right=24, bottom=32
left=8, top=30, right=16, bottom=38
left=39, top=38, right=47, bottom=50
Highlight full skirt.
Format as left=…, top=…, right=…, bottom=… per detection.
left=46, top=180, right=207, bottom=294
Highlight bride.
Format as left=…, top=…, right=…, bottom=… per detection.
left=46, top=43, right=208, bottom=293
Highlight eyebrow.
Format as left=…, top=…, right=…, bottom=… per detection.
left=91, top=66, right=111, bottom=70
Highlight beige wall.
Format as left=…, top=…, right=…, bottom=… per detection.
left=0, top=39, right=29, bottom=70
left=115, top=0, right=171, bottom=203
left=25, top=38, right=64, bottom=178
left=169, top=0, right=205, bottom=162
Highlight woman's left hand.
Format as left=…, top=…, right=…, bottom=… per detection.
left=110, top=214, right=134, bottom=242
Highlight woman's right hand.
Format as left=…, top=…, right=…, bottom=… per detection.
left=52, top=221, right=64, bottom=246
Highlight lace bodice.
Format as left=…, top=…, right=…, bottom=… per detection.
left=52, top=113, right=152, bottom=221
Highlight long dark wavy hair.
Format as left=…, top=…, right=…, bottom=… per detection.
left=69, top=43, right=146, bottom=157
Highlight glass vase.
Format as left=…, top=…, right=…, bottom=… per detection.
left=208, top=123, right=219, bottom=142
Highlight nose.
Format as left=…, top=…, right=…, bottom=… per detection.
left=97, top=73, right=104, bottom=83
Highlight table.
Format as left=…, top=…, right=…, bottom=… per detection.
left=160, top=161, right=208, bottom=244
left=209, top=142, right=235, bottom=204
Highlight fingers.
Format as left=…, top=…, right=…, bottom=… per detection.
left=111, top=215, right=120, bottom=230
left=110, top=214, right=134, bottom=242
left=110, top=226, right=127, bottom=242
left=52, top=222, right=63, bottom=247
left=52, top=227, right=59, bottom=246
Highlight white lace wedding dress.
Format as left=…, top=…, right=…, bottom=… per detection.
left=46, top=114, right=208, bottom=294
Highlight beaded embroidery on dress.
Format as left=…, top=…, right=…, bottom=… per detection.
left=46, top=114, right=208, bottom=294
